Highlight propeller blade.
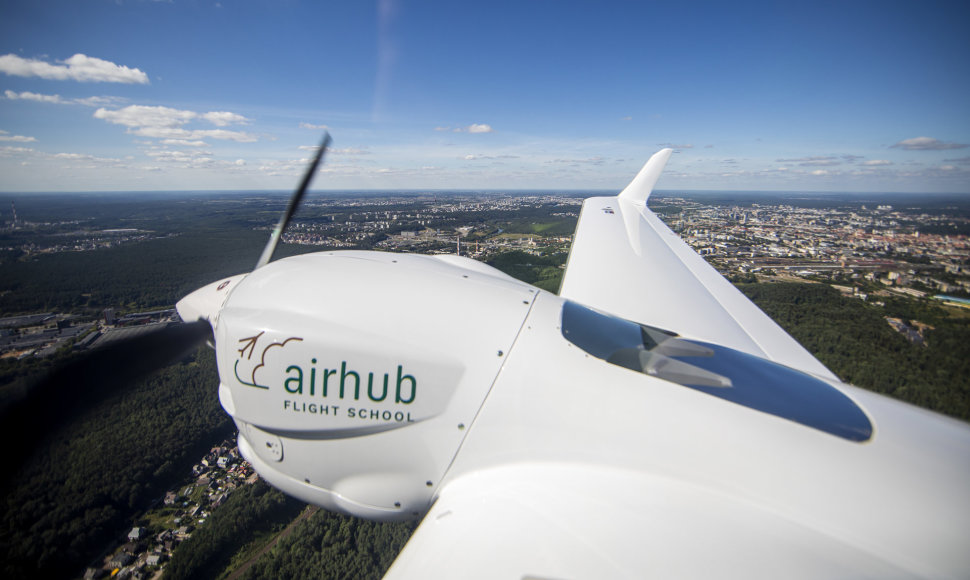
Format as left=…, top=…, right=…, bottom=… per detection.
left=255, top=132, right=332, bottom=270
left=0, top=320, right=213, bottom=478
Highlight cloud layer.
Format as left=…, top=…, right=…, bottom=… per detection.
left=0, top=53, right=149, bottom=84
left=0, top=130, right=36, bottom=143
left=891, top=137, right=969, bottom=151
left=435, top=123, right=493, bottom=133
left=5, top=89, right=126, bottom=107
left=93, top=105, right=255, bottom=142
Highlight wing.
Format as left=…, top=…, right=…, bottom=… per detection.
left=385, top=465, right=919, bottom=579
left=380, top=151, right=970, bottom=579
left=559, top=149, right=835, bottom=378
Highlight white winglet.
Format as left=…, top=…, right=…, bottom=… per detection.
left=618, top=148, right=673, bottom=204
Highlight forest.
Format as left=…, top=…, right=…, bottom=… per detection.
left=162, top=481, right=306, bottom=579
left=485, top=249, right=568, bottom=293
left=738, top=282, right=970, bottom=422
left=0, top=349, right=232, bottom=578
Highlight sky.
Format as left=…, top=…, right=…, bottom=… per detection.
left=0, top=0, right=968, bottom=193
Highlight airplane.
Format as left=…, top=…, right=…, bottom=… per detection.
left=26, top=135, right=970, bottom=577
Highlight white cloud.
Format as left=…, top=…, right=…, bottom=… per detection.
left=0, top=53, right=149, bottom=84
left=258, top=157, right=314, bottom=176
left=202, top=111, right=249, bottom=126
left=547, top=156, right=605, bottom=166
left=74, top=95, right=127, bottom=107
left=891, top=136, right=969, bottom=151
left=862, top=159, right=892, bottom=166
left=94, top=105, right=256, bottom=142
left=5, top=89, right=128, bottom=108
left=5, top=89, right=64, bottom=104
left=3, top=89, right=125, bottom=107
left=162, top=139, right=208, bottom=147
left=52, top=152, right=121, bottom=162
left=95, top=105, right=195, bottom=128
left=0, top=145, right=35, bottom=155
left=299, top=122, right=329, bottom=130
left=146, top=148, right=213, bottom=163
left=0, top=145, right=126, bottom=169
left=129, top=126, right=256, bottom=142
left=436, top=123, right=493, bottom=133
left=192, top=129, right=256, bottom=142
left=777, top=155, right=841, bottom=166
left=0, top=130, right=36, bottom=143
left=463, top=153, right=519, bottom=161
left=298, top=145, right=369, bottom=156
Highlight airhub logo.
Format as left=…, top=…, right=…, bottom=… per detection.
left=232, top=332, right=418, bottom=408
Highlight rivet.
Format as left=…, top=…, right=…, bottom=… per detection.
left=458, top=423, right=465, bottom=430
left=304, top=478, right=310, bottom=484
left=497, top=350, right=504, bottom=357
left=394, top=502, right=401, bottom=508
left=426, top=481, right=433, bottom=487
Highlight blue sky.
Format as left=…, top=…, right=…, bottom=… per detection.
left=0, top=0, right=968, bottom=193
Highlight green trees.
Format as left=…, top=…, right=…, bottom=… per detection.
left=0, top=349, right=232, bottom=578
left=739, top=283, right=970, bottom=421
left=485, top=250, right=567, bottom=293
left=240, top=509, right=415, bottom=580
left=163, top=481, right=304, bottom=580
left=0, top=231, right=267, bottom=315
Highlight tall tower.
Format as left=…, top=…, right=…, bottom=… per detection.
left=10, top=202, right=17, bottom=228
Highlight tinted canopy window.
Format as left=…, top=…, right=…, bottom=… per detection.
left=561, top=301, right=872, bottom=442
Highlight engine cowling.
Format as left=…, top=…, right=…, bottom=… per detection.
left=178, top=250, right=537, bottom=520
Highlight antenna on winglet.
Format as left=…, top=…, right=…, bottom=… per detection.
left=255, top=132, right=332, bottom=270
left=618, top=148, right=673, bottom=205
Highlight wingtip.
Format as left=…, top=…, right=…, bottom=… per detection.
left=618, top=148, right=673, bottom=204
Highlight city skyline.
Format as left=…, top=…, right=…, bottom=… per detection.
left=1, top=0, right=968, bottom=193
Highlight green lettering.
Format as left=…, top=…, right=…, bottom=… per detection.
left=309, top=363, right=316, bottom=396
left=285, top=365, right=303, bottom=394
left=340, top=362, right=359, bottom=400
left=395, top=365, right=416, bottom=404
left=368, top=372, right=389, bottom=402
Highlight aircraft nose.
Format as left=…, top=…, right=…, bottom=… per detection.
left=176, top=273, right=248, bottom=325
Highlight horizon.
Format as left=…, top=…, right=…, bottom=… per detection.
left=1, top=0, right=968, bottom=193
left=3, top=188, right=970, bottom=201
